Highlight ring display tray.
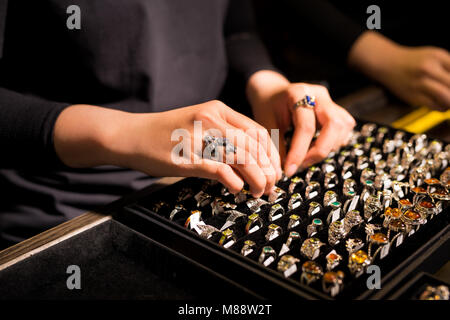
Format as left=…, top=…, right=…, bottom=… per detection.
left=116, top=121, right=450, bottom=300
left=387, top=272, right=450, bottom=300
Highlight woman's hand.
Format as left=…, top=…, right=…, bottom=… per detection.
left=349, top=31, right=450, bottom=110
left=54, top=101, right=282, bottom=197
left=247, top=70, right=356, bottom=177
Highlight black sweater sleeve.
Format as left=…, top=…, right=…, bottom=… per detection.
left=0, top=87, right=70, bottom=169
left=224, top=0, right=279, bottom=81
left=0, top=2, right=69, bottom=169
left=283, top=0, right=365, bottom=59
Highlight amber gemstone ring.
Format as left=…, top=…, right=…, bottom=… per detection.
left=326, top=250, right=342, bottom=271
left=322, top=271, right=345, bottom=297
left=368, top=232, right=389, bottom=260
left=348, top=250, right=371, bottom=276
left=300, top=261, right=323, bottom=285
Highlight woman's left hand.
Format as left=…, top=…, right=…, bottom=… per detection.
left=247, top=70, right=356, bottom=177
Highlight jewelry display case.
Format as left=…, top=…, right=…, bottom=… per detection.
left=0, top=88, right=448, bottom=300
left=116, top=119, right=450, bottom=300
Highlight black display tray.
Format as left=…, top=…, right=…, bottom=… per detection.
left=388, top=272, right=450, bottom=300
left=118, top=184, right=449, bottom=300
left=114, top=120, right=450, bottom=300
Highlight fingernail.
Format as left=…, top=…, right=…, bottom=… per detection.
left=276, top=167, right=283, bottom=181
left=285, top=164, right=297, bottom=177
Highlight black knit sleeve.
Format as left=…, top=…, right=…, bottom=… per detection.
left=0, top=87, right=70, bottom=169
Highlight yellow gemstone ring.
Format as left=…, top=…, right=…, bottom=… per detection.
left=245, top=213, right=263, bottom=234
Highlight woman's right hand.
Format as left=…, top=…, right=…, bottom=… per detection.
left=349, top=31, right=450, bottom=110
left=54, top=100, right=282, bottom=197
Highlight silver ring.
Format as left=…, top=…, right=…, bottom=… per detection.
left=245, top=213, right=264, bottom=234
left=363, top=194, right=382, bottom=221
left=307, top=201, right=322, bottom=217
left=211, top=198, right=236, bottom=216
left=305, top=166, right=321, bottom=184
left=288, top=176, right=304, bottom=194
left=203, top=135, right=237, bottom=160
left=268, top=186, right=287, bottom=203
left=277, top=255, right=300, bottom=277
left=169, top=204, right=185, bottom=221
left=269, top=203, right=285, bottom=222
left=287, top=214, right=301, bottom=229
left=323, top=190, right=338, bottom=207
left=382, top=207, right=402, bottom=228
left=194, top=190, right=212, bottom=207
left=300, top=238, right=324, bottom=260
left=265, top=223, right=283, bottom=242
left=327, top=201, right=343, bottom=225
left=361, top=123, right=377, bottom=137
left=218, top=228, right=237, bottom=248
left=287, top=193, right=302, bottom=211
left=234, top=188, right=250, bottom=204
left=364, top=223, right=382, bottom=242
left=324, top=172, right=338, bottom=190
left=246, top=198, right=269, bottom=213
left=258, top=246, right=277, bottom=266
left=196, top=224, right=220, bottom=239
left=240, top=240, right=256, bottom=257
left=321, top=158, right=337, bottom=174
left=285, top=231, right=301, bottom=248
left=341, top=161, right=355, bottom=179
left=305, top=181, right=321, bottom=200
left=387, top=219, right=408, bottom=248
left=369, top=147, right=383, bottom=164
left=343, top=178, right=356, bottom=196
left=220, top=210, right=247, bottom=231
left=357, top=155, right=369, bottom=171
left=345, top=238, right=364, bottom=254
left=328, top=220, right=346, bottom=246
left=307, top=218, right=323, bottom=237
left=343, top=209, right=363, bottom=233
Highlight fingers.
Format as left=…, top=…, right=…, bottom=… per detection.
left=429, top=65, right=450, bottom=88
left=223, top=107, right=282, bottom=181
left=230, top=145, right=269, bottom=198
left=434, top=48, right=450, bottom=72
left=302, top=122, right=340, bottom=168
left=214, top=118, right=277, bottom=195
left=284, top=107, right=316, bottom=177
left=195, top=160, right=245, bottom=194
left=421, top=77, right=450, bottom=109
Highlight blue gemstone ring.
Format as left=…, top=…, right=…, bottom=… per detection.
left=293, top=95, right=316, bottom=110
